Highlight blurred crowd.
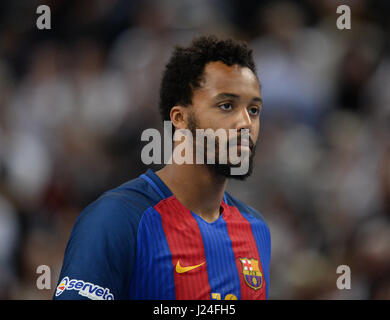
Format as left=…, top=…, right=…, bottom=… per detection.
left=0, top=0, right=389, bottom=299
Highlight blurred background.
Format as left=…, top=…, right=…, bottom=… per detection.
left=0, top=0, right=389, bottom=299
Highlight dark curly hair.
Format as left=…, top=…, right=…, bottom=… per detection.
left=159, top=35, right=257, bottom=124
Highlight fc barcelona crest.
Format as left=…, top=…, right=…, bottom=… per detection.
left=239, top=258, right=263, bottom=290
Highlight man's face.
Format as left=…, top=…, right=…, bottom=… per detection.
left=187, top=61, right=262, bottom=180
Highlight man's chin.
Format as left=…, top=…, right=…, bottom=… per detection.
left=208, top=161, right=254, bottom=181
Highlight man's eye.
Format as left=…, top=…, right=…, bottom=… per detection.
left=219, top=103, right=232, bottom=111
left=249, top=106, right=260, bottom=116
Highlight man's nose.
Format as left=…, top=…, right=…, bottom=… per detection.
left=236, top=108, right=252, bottom=131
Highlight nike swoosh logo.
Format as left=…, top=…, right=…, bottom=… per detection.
left=175, top=260, right=205, bottom=273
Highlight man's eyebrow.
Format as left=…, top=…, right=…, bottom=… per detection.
left=215, top=92, right=263, bottom=104
left=215, top=93, right=240, bottom=100
left=252, top=97, right=263, bottom=104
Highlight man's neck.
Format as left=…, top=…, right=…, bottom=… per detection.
left=156, top=164, right=227, bottom=223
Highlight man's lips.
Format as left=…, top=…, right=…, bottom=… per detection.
left=236, top=138, right=254, bottom=151
left=237, top=144, right=252, bottom=153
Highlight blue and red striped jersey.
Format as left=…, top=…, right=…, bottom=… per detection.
left=54, top=169, right=271, bottom=300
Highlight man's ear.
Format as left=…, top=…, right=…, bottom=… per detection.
left=170, top=105, right=189, bottom=130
